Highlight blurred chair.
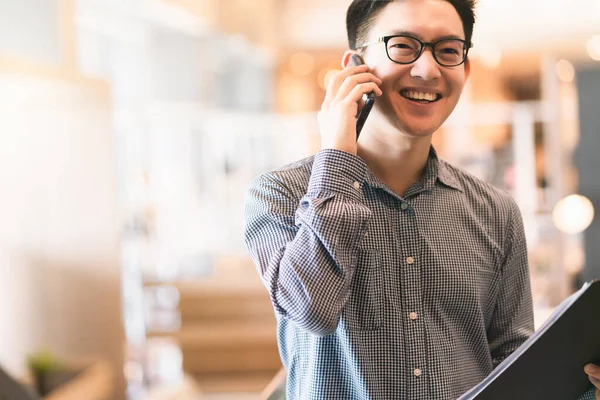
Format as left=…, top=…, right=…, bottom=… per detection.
left=44, top=360, right=113, bottom=400
left=150, top=278, right=282, bottom=394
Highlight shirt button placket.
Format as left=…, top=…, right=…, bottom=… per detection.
left=399, top=201, right=426, bottom=395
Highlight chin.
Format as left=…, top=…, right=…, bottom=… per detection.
left=379, top=103, right=446, bottom=138
left=371, top=106, right=444, bottom=138
left=395, top=118, right=441, bottom=138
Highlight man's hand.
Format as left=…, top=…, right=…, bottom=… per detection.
left=317, top=64, right=382, bottom=155
left=584, top=364, right=600, bottom=398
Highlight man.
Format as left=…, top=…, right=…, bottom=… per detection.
left=244, top=0, right=600, bottom=398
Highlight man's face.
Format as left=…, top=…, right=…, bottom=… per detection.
left=361, top=0, right=470, bottom=137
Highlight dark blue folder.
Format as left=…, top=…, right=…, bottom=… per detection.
left=459, top=280, right=600, bottom=400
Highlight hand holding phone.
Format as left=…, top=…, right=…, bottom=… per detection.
left=347, top=54, right=377, bottom=139
left=317, top=54, right=381, bottom=155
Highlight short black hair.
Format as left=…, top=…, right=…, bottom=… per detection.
left=346, top=0, right=477, bottom=50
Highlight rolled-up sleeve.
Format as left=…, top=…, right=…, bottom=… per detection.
left=244, top=150, right=372, bottom=336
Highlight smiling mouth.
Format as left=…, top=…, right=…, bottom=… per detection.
left=400, top=89, right=442, bottom=104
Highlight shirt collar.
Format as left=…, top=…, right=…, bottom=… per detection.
left=429, top=147, right=463, bottom=192
left=363, top=146, right=463, bottom=194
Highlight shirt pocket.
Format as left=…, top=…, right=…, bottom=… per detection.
left=341, top=248, right=384, bottom=331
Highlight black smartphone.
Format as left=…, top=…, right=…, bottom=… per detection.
left=347, top=53, right=376, bottom=139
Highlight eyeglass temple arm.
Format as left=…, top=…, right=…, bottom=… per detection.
left=356, top=37, right=385, bottom=50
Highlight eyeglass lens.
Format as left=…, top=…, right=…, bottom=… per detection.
left=386, top=36, right=466, bottom=66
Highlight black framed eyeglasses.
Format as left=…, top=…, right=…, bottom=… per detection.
left=357, top=34, right=471, bottom=67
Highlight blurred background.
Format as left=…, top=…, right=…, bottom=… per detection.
left=0, top=0, right=599, bottom=399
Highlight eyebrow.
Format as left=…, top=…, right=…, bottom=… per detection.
left=386, top=29, right=465, bottom=41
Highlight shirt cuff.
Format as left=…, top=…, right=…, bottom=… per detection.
left=577, top=387, right=596, bottom=400
left=307, top=149, right=368, bottom=201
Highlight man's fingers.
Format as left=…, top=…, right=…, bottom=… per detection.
left=333, top=73, right=382, bottom=103
left=342, top=83, right=382, bottom=109
left=322, top=65, right=368, bottom=107
left=585, top=364, right=600, bottom=379
left=584, top=364, right=600, bottom=396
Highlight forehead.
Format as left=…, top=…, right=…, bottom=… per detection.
left=368, top=0, right=465, bottom=41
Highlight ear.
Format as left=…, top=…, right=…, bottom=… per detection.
left=464, top=57, right=471, bottom=81
left=341, top=50, right=358, bottom=68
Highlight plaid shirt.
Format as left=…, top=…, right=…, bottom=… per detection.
left=245, top=148, right=580, bottom=399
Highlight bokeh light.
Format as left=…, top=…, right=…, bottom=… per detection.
left=552, top=194, right=595, bottom=234
left=319, top=68, right=341, bottom=90
left=586, top=35, right=600, bottom=61
left=556, top=59, right=575, bottom=83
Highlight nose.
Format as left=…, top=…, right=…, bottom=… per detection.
left=410, top=47, right=441, bottom=81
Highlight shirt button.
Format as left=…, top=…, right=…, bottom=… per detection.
left=353, top=181, right=360, bottom=189
left=400, top=202, right=409, bottom=210
left=409, top=312, right=418, bottom=320
left=406, top=256, right=415, bottom=264
left=414, top=368, right=422, bottom=377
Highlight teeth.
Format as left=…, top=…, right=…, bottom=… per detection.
left=404, top=90, right=437, bottom=102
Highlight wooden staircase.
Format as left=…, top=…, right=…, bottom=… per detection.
left=169, top=279, right=282, bottom=394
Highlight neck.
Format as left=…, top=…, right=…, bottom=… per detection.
left=357, top=129, right=432, bottom=197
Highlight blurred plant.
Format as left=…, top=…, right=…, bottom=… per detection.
left=27, top=349, right=64, bottom=373
left=27, top=349, right=71, bottom=396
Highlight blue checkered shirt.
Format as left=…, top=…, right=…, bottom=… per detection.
left=244, top=148, right=594, bottom=399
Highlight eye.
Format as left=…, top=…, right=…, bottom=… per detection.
left=387, top=36, right=420, bottom=52
left=439, top=47, right=460, bottom=55
left=391, top=43, right=412, bottom=49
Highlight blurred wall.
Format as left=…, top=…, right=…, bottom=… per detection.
left=0, top=1, right=124, bottom=396
left=0, top=70, right=124, bottom=397
left=575, top=65, right=600, bottom=283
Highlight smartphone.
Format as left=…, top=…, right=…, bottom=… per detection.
left=347, top=54, right=376, bottom=139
